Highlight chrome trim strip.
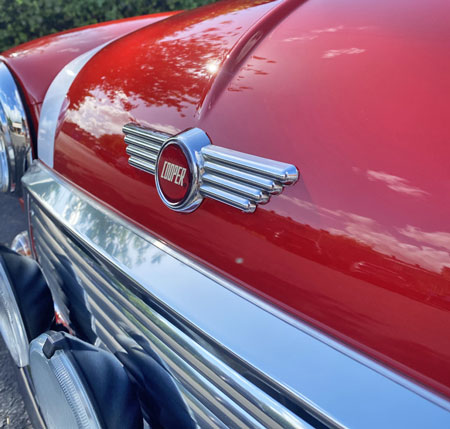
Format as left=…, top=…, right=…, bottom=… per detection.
left=124, top=134, right=162, bottom=153
left=37, top=43, right=109, bottom=168
left=126, top=145, right=158, bottom=163
left=0, top=259, right=30, bottom=367
left=0, top=62, right=32, bottom=195
left=23, top=161, right=450, bottom=428
left=15, top=367, right=46, bottom=429
left=199, top=145, right=297, bottom=212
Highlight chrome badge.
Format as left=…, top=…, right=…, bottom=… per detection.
left=123, top=124, right=298, bottom=213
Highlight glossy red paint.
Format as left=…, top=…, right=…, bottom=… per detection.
left=0, top=11, right=179, bottom=132
left=50, top=0, right=450, bottom=397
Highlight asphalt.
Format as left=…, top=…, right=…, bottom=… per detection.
left=0, top=193, right=32, bottom=428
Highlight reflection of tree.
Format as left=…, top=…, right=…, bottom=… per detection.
left=59, top=0, right=278, bottom=177
left=151, top=253, right=164, bottom=265
left=39, top=187, right=159, bottom=269
left=68, top=0, right=275, bottom=117
left=40, top=181, right=62, bottom=206
left=228, top=54, right=276, bottom=93
left=74, top=205, right=153, bottom=268
left=35, top=181, right=159, bottom=269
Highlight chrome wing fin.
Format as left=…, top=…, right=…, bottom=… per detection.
left=199, top=145, right=298, bottom=213
left=123, top=124, right=167, bottom=174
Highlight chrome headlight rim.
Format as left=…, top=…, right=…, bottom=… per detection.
left=0, top=245, right=55, bottom=368
left=30, top=331, right=144, bottom=429
left=0, top=62, right=32, bottom=196
left=0, top=135, right=9, bottom=192
left=30, top=333, right=103, bottom=429
left=0, top=258, right=29, bottom=367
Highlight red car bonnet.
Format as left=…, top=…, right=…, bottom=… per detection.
left=51, top=0, right=450, bottom=398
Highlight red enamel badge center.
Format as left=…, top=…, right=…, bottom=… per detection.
left=157, top=143, right=191, bottom=204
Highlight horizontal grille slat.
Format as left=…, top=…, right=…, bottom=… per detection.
left=29, top=202, right=285, bottom=429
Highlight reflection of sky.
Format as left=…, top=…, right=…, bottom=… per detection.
left=0, top=87, right=23, bottom=123
left=278, top=194, right=450, bottom=274
left=366, top=170, right=429, bottom=197
left=66, top=88, right=132, bottom=138
left=281, top=24, right=370, bottom=61
left=322, top=48, right=365, bottom=59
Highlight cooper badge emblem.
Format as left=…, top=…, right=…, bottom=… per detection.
left=155, top=129, right=206, bottom=212
left=123, top=124, right=298, bottom=213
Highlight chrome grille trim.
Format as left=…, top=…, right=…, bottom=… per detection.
left=30, top=211, right=279, bottom=428
left=23, top=161, right=450, bottom=429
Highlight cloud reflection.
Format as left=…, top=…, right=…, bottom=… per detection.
left=65, top=88, right=132, bottom=139
left=322, top=48, right=366, bottom=59
left=367, top=170, right=429, bottom=197
left=279, top=195, right=450, bottom=274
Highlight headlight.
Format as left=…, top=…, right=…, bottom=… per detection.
left=0, top=62, right=32, bottom=196
left=30, top=332, right=143, bottom=429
